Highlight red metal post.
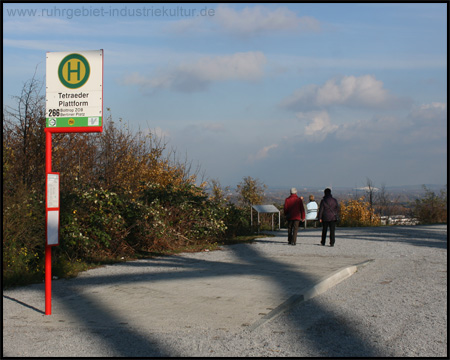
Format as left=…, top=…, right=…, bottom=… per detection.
left=45, top=129, right=52, bottom=315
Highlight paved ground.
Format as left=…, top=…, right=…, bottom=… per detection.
left=3, top=233, right=369, bottom=331
left=2, top=225, right=447, bottom=357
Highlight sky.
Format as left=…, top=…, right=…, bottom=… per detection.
left=3, top=2, right=447, bottom=189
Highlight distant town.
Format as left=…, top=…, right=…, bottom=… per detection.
left=225, top=183, right=446, bottom=208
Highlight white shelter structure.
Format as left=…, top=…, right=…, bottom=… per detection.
left=251, top=205, right=280, bottom=231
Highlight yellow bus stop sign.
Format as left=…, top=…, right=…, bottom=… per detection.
left=46, top=49, right=103, bottom=132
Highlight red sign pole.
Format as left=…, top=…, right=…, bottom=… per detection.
left=44, top=50, right=103, bottom=315
left=45, top=129, right=52, bottom=315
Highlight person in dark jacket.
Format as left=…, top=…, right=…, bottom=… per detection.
left=318, top=188, right=339, bottom=246
left=284, top=188, right=305, bottom=245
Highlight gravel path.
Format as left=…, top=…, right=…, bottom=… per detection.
left=3, top=225, right=447, bottom=357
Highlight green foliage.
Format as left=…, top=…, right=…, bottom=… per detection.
left=207, top=179, right=254, bottom=237
left=413, top=185, right=447, bottom=224
left=3, top=185, right=46, bottom=287
left=58, top=181, right=232, bottom=260
left=140, top=182, right=228, bottom=247
left=59, top=187, right=129, bottom=260
left=52, top=254, right=90, bottom=279
left=222, top=204, right=253, bottom=237
left=142, top=182, right=207, bottom=207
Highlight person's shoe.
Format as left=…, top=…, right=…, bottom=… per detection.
left=330, top=244, right=334, bottom=247
left=320, top=242, right=325, bottom=246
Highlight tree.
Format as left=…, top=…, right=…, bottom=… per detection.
left=413, top=185, right=447, bottom=224
left=236, top=176, right=266, bottom=208
left=209, top=178, right=230, bottom=205
left=3, top=70, right=46, bottom=192
left=376, top=183, right=388, bottom=213
left=365, top=178, right=376, bottom=221
left=357, top=178, right=380, bottom=224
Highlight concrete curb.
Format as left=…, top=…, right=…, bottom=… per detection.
left=249, top=259, right=374, bottom=331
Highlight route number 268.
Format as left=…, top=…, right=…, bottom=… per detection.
left=48, top=109, right=60, bottom=117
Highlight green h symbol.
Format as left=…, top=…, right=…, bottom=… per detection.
left=67, top=60, right=81, bottom=81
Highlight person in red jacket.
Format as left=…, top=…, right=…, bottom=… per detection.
left=284, top=188, right=305, bottom=245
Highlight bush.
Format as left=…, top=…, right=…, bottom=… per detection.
left=223, top=204, right=253, bottom=237
left=59, top=187, right=130, bottom=260
left=339, top=197, right=381, bottom=227
left=2, top=185, right=45, bottom=287
left=140, top=182, right=228, bottom=249
left=56, top=182, right=231, bottom=261
left=413, top=185, right=447, bottom=224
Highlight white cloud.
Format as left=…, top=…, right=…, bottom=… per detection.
left=281, top=75, right=404, bottom=111
left=334, top=115, right=401, bottom=144
left=296, top=111, right=338, bottom=142
left=405, top=102, right=447, bottom=144
left=122, top=51, right=267, bottom=92
left=168, top=5, right=320, bottom=37
left=200, top=123, right=226, bottom=133
left=333, top=101, right=447, bottom=147
left=410, top=102, right=447, bottom=120
left=249, top=143, right=279, bottom=162
left=152, top=127, right=170, bottom=140
left=179, top=51, right=266, bottom=82
left=214, top=5, right=320, bottom=37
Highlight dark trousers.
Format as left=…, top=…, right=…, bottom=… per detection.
left=321, top=220, right=336, bottom=245
left=287, top=220, right=299, bottom=244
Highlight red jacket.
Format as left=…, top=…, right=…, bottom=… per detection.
left=284, top=194, right=305, bottom=221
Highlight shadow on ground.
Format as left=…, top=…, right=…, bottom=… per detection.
left=5, top=225, right=446, bottom=356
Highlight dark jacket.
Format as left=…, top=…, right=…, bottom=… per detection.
left=318, top=194, right=339, bottom=222
left=284, top=194, right=305, bottom=221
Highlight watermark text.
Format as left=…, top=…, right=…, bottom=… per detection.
left=5, top=5, right=215, bottom=20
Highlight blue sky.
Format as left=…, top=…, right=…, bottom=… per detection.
left=3, top=3, right=447, bottom=189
